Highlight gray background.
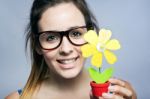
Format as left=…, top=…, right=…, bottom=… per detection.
left=0, top=0, right=150, bottom=98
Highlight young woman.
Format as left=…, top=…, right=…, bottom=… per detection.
left=6, top=0, right=137, bottom=99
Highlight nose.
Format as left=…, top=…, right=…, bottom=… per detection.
left=59, top=37, right=73, bottom=55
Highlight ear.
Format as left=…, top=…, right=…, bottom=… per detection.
left=35, top=47, right=43, bottom=55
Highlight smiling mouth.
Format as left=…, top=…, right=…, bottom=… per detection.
left=57, top=56, right=79, bottom=64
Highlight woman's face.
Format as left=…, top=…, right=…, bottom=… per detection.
left=38, top=3, right=86, bottom=79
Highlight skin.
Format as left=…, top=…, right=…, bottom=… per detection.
left=5, top=2, right=137, bottom=99
left=38, top=2, right=86, bottom=80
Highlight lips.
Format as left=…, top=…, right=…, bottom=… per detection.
left=57, top=56, right=78, bottom=64
left=56, top=56, right=79, bottom=69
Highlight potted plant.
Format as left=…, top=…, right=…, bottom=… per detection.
left=81, top=28, right=121, bottom=97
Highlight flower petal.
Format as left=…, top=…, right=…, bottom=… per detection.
left=91, top=52, right=102, bottom=68
left=105, top=39, right=121, bottom=50
left=84, top=30, right=98, bottom=46
left=104, top=50, right=117, bottom=64
left=81, top=44, right=96, bottom=57
left=99, top=28, right=112, bottom=44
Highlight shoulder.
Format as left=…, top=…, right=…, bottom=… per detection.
left=5, top=91, right=20, bottom=99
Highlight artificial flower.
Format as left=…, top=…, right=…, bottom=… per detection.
left=81, top=29, right=121, bottom=68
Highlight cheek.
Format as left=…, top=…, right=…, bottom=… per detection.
left=42, top=50, right=58, bottom=64
left=80, top=55, right=86, bottom=65
left=76, top=47, right=83, bottom=57
left=76, top=47, right=85, bottom=62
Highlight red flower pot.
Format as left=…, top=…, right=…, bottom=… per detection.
left=90, top=81, right=110, bottom=97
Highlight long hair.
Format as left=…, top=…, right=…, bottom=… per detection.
left=21, top=0, right=99, bottom=98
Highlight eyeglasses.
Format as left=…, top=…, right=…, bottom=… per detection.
left=36, top=26, right=92, bottom=50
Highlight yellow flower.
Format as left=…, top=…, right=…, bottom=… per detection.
left=81, top=29, right=121, bottom=68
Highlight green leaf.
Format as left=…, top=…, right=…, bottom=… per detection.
left=88, top=67, right=114, bottom=84
left=88, top=67, right=100, bottom=83
left=99, top=67, right=114, bottom=83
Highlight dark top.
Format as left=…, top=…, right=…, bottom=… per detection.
left=17, top=89, right=22, bottom=95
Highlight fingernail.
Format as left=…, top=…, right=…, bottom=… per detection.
left=102, top=93, right=107, bottom=96
left=109, top=78, right=113, bottom=81
left=122, top=82, right=125, bottom=87
left=102, top=93, right=113, bottom=98
left=109, top=78, right=115, bottom=82
left=108, top=86, right=115, bottom=91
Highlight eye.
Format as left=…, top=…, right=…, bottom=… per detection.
left=47, top=35, right=56, bottom=41
left=44, top=33, right=60, bottom=42
left=70, top=31, right=82, bottom=39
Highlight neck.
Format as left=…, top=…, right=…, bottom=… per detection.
left=46, top=68, right=91, bottom=91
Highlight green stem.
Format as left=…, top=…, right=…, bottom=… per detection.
left=99, top=68, right=101, bottom=73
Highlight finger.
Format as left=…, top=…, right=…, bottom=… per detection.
left=108, top=85, right=132, bottom=97
left=102, top=93, right=124, bottom=99
left=109, top=78, right=125, bottom=87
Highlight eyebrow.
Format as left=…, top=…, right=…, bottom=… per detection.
left=39, top=25, right=86, bottom=33
left=68, top=25, right=85, bottom=30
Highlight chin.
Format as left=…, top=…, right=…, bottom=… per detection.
left=59, top=68, right=82, bottom=79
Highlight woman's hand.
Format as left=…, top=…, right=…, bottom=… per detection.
left=90, top=78, right=137, bottom=99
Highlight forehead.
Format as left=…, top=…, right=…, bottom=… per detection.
left=38, top=2, right=86, bottom=32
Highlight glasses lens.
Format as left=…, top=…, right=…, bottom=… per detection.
left=39, top=32, right=60, bottom=49
left=69, top=27, right=87, bottom=45
left=38, top=26, right=89, bottom=50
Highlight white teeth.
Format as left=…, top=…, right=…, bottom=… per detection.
left=58, top=58, right=76, bottom=64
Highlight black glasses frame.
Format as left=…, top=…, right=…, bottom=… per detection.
left=36, top=25, right=94, bottom=50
